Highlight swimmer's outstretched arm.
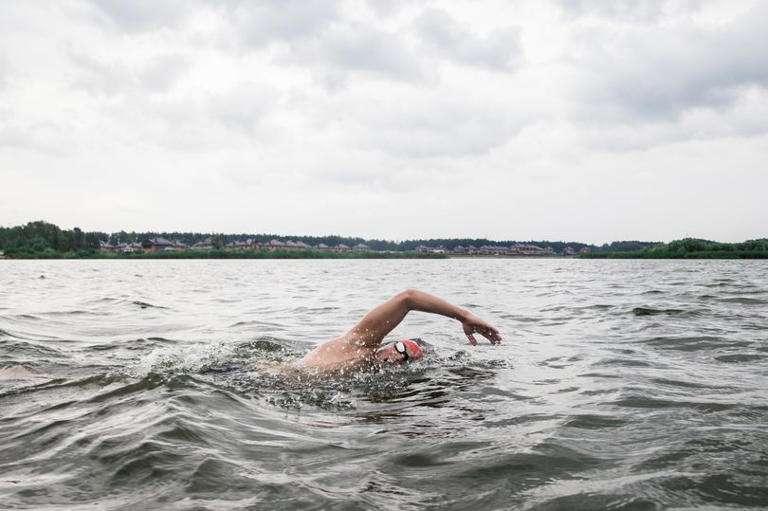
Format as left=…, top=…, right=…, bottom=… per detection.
left=299, top=290, right=501, bottom=369
left=346, top=289, right=502, bottom=348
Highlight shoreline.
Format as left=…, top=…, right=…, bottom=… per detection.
left=2, top=252, right=766, bottom=260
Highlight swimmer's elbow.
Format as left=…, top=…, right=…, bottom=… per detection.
left=398, top=288, right=419, bottom=308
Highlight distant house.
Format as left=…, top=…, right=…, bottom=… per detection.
left=192, top=239, right=214, bottom=250
left=268, top=239, right=288, bottom=250
left=335, top=244, right=350, bottom=252
left=353, top=243, right=371, bottom=252
left=142, top=237, right=178, bottom=251
left=99, top=241, right=117, bottom=252
left=508, top=243, right=547, bottom=256
left=225, top=239, right=251, bottom=250
left=315, top=243, right=331, bottom=252
left=478, top=245, right=501, bottom=255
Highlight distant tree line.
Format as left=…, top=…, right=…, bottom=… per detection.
left=1, top=220, right=609, bottom=257
left=4, top=220, right=761, bottom=259
left=0, top=221, right=106, bottom=257
left=597, top=240, right=659, bottom=252
left=582, top=238, right=768, bottom=259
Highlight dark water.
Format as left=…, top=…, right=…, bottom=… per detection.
left=1, top=259, right=767, bottom=510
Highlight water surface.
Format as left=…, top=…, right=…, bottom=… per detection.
left=1, top=259, right=767, bottom=510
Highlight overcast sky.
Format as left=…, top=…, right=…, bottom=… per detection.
left=1, top=0, right=766, bottom=243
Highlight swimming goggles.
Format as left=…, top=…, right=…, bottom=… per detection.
left=394, top=341, right=409, bottom=361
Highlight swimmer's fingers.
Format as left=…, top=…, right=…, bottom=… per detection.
left=462, top=323, right=479, bottom=345
left=463, top=315, right=502, bottom=345
left=479, top=322, right=502, bottom=344
left=480, top=326, right=502, bottom=345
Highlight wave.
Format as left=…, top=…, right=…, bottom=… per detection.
left=631, top=306, right=701, bottom=317
left=719, top=297, right=767, bottom=305
left=640, top=335, right=748, bottom=352
left=131, top=300, right=168, bottom=310
left=611, top=396, right=735, bottom=412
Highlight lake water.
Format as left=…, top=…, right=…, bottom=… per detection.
left=1, top=259, right=767, bottom=510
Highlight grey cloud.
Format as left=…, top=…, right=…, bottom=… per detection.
left=573, top=4, right=768, bottom=122
left=352, top=100, right=522, bottom=158
left=323, top=26, right=423, bottom=80
left=556, top=0, right=702, bottom=22
left=68, top=54, right=133, bottom=96
left=364, top=0, right=413, bottom=18
left=205, top=85, right=276, bottom=136
left=224, top=0, right=340, bottom=47
left=0, top=124, right=27, bottom=149
left=139, top=55, right=191, bottom=92
left=91, top=0, right=198, bottom=31
left=0, top=118, right=69, bottom=153
left=576, top=89, right=768, bottom=152
left=0, top=56, right=7, bottom=89
left=283, top=24, right=425, bottom=83
left=69, top=53, right=191, bottom=96
left=101, top=84, right=278, bottom=148
left=414, top=8, right=521, bottom=71
left=90, top=0, right=339, bottom=46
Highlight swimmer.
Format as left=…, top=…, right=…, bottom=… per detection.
left=297, top=289, right=501, bottom=371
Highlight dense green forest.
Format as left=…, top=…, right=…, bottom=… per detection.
left=0, top=221, right=103, bottom=257
left=582, top=238, right=768, bottom=259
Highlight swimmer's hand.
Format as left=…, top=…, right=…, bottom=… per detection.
left=462, top=313, right=502, bottom=345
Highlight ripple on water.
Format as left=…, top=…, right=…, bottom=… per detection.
left=640, top=335, right=749, bottom=352
left=631, top=307, right=699, bottom=317
left=719, top=296, right=768, bottom=305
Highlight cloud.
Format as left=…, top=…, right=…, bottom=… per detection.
left=282, top=23, right=426, bottom=83
left=348, top=95, right=523, bottom=157
left=0, top=56, right=7, bottom=89
left=570, top=4, right=768, bottom=122
left=204, top=84, right=277, bottom=136
left=91, top=0, right=199, bottom=31
left=414, top=8, right=521, bottom=71
left=364, top=0, right=415, bottom=18
left=0, top=119, right=70, bottom=153
left=69, top=52, right=191, bottom=96
left=68, top=53, right=133, bottom=96
left=555, top=0, right=700, bottom=22
left=139, top=54, right=192, bottom=92
left=223, top=0, right=340, bottom=47
left=575, top=85, right=768, bottom=151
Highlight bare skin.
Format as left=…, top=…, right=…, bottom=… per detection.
left=297, top=289, right=502, bottom=371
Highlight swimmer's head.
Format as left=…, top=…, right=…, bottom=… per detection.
left=374, top=339, right=425, bottom=364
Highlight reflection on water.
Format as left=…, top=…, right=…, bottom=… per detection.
left=1, top=259, right=767, bottom=510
